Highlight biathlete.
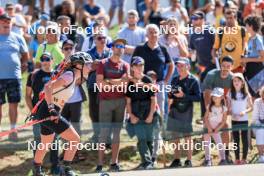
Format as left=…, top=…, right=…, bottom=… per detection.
left=32, top=52, right=93, bottom=176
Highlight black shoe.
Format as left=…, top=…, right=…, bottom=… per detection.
left=169, top=159, right=182, bottom=168
left=203, top=160, right=212, bottom=166
left=33, top=164, right=45, bottom=176
left=218, top=159, right=228, bottom=166
left=95, top=165, right=103, bottom=172
left=184, top=160, right=192, bottom=167
left=151, top=157, right=157, bottom=167
left=50, top=164, right=60, bottom=175
left=61, top=166, right=76, bottom=176
left=226, top=157, right=233, bottom=164
left=110, top=163, right=121, bottom=172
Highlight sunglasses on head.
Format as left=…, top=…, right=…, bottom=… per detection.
left=97, top=36, right=106, bottom=41
left=114, top=44, right=125, bottom=49
left=191, top=16, right=201, bottom=21
left=41, top=57, right=52, bottom=62
left=63, top=47, right=73, bottom=51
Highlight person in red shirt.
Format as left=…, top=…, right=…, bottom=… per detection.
left=96, top=38, right=130, bottom=172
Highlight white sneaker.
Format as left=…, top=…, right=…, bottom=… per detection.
left=258, top=155, right=264, bottom=163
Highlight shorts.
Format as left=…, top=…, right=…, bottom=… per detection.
left=110, top=0, right=125, bottom=9
left=99, top=98, right=126, bottom=129
left=255, top=128, right=264, bottom=145
left=0, top=79, right=22, bottom=105
left=35, top=100, right=71, bottom=135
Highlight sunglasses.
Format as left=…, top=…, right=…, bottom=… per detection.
left=63, top=47, right=73, bottom=51
left=41, top=57, right=52, bottom=62
left=96, top=36, right=106, bottom=41
left=191, top=16, right=201, bottom=21
left=225, top=11, right=235, bottom=15
left=47, top=29, right=57, bottom=34
left=114, top=44, right=125, bottom=49
left=6, top=7, right=14, bottom=11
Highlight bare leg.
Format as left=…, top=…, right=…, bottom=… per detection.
left=60, top=126, right=80, bottom=161
left=174, top=138, right=181, bottom=159
left=39, top=0, right=45, bottom=12
left=108, top=8, right=115, bottom=28
left=185, top=137, right=193, bottom=160
left=111, top=128, right=121, bottom=164
left=34, top=133, right=55, bottom=164
left=118, top=8, right=124, bottom=27
left=9, top=103, right=18, bottom=129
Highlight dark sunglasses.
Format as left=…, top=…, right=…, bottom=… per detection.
left=114, top=44, right=125, bottom=49
left=41, top=57, right=52, bottom=62
left=225, top=11, right=235, bottom=15
left=63, top=47, right=73, bottom=51
left=47, top=29, right=57, bottom=34
left=96, top=36, right=106, bottom=41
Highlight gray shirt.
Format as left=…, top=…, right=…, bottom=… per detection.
left=118, top=26, right=146, bottom=63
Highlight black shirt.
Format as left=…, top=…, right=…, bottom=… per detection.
left=132, top=42, right=172, bottom=82
left=169, top=74, right=201, bottom=105
left=26, top=69, right=52, bottom=106
left=126, top=75, right=155, bottom=120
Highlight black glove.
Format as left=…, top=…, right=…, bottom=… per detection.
left=48, top=104, right=59, bottom=117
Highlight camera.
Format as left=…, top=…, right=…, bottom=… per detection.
left=171, top=86, right=182, bottom=94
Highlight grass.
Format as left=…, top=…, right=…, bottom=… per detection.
left=0, top=25, right=261, bottom=175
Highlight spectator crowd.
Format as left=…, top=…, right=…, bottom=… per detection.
left=0, top=0, right=264, bottom=175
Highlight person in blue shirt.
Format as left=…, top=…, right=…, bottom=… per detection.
left=87, top=33, right=112, bottom=142
left=242, top=15, right=264, bottom=98
left=0, top=14, right=29, bottom=141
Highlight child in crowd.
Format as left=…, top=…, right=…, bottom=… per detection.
left=203, top=87, right=227, bottom=166
left=227, top=73, right=253, bottom=164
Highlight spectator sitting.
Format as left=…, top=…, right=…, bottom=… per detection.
left=53, top=0, right=76, bottom=24
left=82, top=0, right=106, bottom=21
left=144, top=0, right=164, bottom=26
left=167, top=58, right=201, bottom=168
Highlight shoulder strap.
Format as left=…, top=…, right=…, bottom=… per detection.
left=43, top=42, right=47, bottom=53
left=241, top=26, right=246, bottom=51
left=52, top=70, right=75, bottom=95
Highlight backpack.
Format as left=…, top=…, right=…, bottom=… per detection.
left=218, top=26, right=246, bottom=52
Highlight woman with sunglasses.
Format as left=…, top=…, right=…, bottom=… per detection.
left=32, top=52, right=93, bottom=176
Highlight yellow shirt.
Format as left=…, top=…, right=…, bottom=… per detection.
left=213, top=25, right=249, bottom=69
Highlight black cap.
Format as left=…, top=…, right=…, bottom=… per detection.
left=40, top=52, right=53, bottom=61
left=0, top=13, right=12, bottom=21
left=62, top=39, right=74, bottom=47
left=192, top=11, right=205, bottom=19
left=5, top=3, right=14, bottom=9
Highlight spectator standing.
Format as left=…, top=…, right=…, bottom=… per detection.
left=203, top=56, right=234, bottom=163
left=252, top=86, right=264, bottom=163
left=126, top=56, right=157, bottom=170
left=87, top=33, right=112, bottom=142
left=203, top=87, right=227, bottom=166
left=227, top=73, right=253, bottom=165
left=25, top=53, right=60, bottom=175
left=108, top=0, right=125, bottom=28
left=242, top=15, right=264, bottom=98
left=167, top=58, right=201, bottom=168
left=53, top=0, right=76, bottom=24
left=96, top=38, right=130, bottom=172
left=189, top=11, right=215, bottom=123
left=118, top=10, right=146, bottom=64
left=144, top=0, right=164, bottom=26
left=161, top=0, right=189, bottom=28
left=35, top=25, right=64, bottom=68
left=0, top=14, right=29, bottom=141
left=212, top=6, right=249, bottom=73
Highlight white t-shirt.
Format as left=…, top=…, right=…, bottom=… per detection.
left=161, top=7, right=188, bottom=27
left=227, top=92, right=249, bottom=121
left=159, top=34, right=188, bottom=61
left=208, top=106, right=227, bottom=129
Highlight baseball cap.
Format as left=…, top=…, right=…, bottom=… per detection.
left=131, top=56, right=145, bottom=65
left=5, top=3, right=14, bottom=9
left=40, top=52, right=53, bottom=62
left=62, top=39, right=74, bottom=47
left=232, top=72, right=245, bottom=81
left=211, top=87, right=224, bottom=97
left=147, top=70, right=157, bottom=77
left=192, top=11, right=205, bottom=19
left=0, top=13, right=12, bottom=21
left=175, top=58, right=190, bottom=65
left=40, top=13, right=50, bottom=21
